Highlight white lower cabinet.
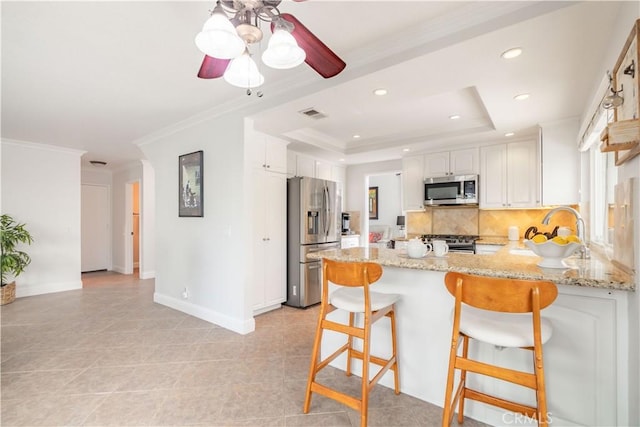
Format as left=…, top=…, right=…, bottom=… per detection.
left=480, top=140, right=540, bottom=208
left=251, top=170, right=286, bottom=313
left=341, top=235, right=360, bottom=248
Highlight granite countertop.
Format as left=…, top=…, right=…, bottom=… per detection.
left=307, top=242, right=635, bottom=291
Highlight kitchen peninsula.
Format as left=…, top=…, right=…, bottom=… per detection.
left=307, top=245, right=634, bottom=426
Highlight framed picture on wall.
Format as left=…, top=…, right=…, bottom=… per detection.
left=179, top=150, right=203, bottom=217
left=369, top=186, right=378, bottom=220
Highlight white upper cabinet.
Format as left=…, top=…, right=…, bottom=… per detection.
left=402, top=155, right=425, bottom=211
left=424, top=148, right=479, bottom=178
left=540, top=120, right=580, bottom=206
left=315, top=160, right=332, bottom=180
left=480, top=140, right=540, bottom=209
left=251, top=135, right=287, bottom=173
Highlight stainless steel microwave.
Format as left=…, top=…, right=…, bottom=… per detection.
left=424, top=174, right=478, bottom=206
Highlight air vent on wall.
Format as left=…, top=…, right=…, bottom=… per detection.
left=298, top=108, right=327, bottom=119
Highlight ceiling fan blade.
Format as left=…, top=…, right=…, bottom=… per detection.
left=197, top=56, right=230, bottom=79
left=277, top=13, right=346, bottom=79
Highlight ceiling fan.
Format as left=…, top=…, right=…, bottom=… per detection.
left=195, top=0, right=346, bottom=90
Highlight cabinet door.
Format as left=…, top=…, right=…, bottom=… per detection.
left=479, top=144, right=508, bottom=208
left=263, top=172, right=287, bottom=306
left=402, top=155, right=425, bottom=211
left=315, top=160, right=332, bottom=180
left=423, top=152, right=450, bottom=178
left=252, top=171, right=286, bottom=310
left=507, top=140, right=539, bottom=208
left=264, top=136, right=287, bottom=173
left=450, top=148, right=479, bottom=175
left=296, top=155, right=315, bottom=178
left=286, top=151, right=297, bottom=178
left=251, top=170, right=268, bottom=309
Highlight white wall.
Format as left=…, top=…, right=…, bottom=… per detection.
left=579, top=6, right=640, bottom=425
left=368, top=173, right=402, bottom=227
left=346, top=159, right=402, bottom=245
left=1, top=140, right=84, bottom=296
left=138, top=115, right=253, bottom=334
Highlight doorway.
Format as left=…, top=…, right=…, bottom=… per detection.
left=81, top=184, right=111, bottom=272
left=124, top=180, right=141, bottom=275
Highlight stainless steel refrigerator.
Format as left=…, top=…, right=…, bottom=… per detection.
left=286, top=176, right=340, bottom=308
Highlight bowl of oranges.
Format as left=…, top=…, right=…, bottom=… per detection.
left=524, top=234, right=582, bottom=268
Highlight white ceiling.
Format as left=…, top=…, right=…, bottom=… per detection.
left=1, top=1, right=624, bottom=169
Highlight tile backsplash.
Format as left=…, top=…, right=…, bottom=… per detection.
left=407, top=207, right=579, bottom=239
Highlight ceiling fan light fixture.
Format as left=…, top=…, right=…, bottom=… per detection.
left=223, top=49, right=264, bottom=89
left=195, top=4, right=245, bottom=59
left=262, top=28, right=306, bottom=69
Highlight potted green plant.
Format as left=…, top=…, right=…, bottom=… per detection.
left=1, top=214, right=33, bottom=305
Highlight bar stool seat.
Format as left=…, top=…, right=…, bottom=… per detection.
left=331, top=287, right=401, bottom=313
left=459, top=305, right=554, bottom=348
left=303, top=258, right=401, bottom=427
left=442, top=272, right=558, bottom=427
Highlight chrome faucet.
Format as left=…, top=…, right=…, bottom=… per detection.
left=541, top=206, right=590, bottom=259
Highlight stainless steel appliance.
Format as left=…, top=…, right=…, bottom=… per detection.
left=287, top=177, right=340, bottom=308
left=341, top=212, right=350, bottom=234
left=420, top=234, right=479, bottom=254
left=424, top=174, right=478, bottom=206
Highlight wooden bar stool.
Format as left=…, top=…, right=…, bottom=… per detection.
left=303, top=258, right=401, bottom=427
left=442, top=272, right=558, bottom=427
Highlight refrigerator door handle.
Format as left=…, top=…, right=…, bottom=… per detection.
left=324, top=185, right=330, bottom=237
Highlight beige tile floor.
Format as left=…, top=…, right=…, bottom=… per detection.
left=1, top=271, right=487, bottom=426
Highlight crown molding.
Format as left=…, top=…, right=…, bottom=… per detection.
left=1, top=138, right=86, bottom=157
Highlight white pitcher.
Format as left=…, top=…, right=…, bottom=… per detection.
left=433, top=240, right=449, bottom=257
left=407, top=238, right=432, bottom=258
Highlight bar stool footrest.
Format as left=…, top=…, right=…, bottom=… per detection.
left=310, top=382, right=362, bottom=412
left=465, top=388, right=538, bottom=418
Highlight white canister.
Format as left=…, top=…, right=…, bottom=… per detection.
left=508, top=226, right=519, bottom=241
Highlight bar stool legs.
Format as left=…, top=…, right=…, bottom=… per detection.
left=303, top=259, right=401, bottom=427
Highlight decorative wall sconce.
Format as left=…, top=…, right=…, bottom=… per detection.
left=602, top=85, right=624, bottom=109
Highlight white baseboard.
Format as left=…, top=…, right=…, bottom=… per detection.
left=16, top=280, right=83, bottom=298
left=112, top=265, right=126, bottom=274
left=153, top=292, right=255, bottom=335
left=139, top=270, right=155, bottom=279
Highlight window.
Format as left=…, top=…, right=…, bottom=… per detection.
left=588, top=109, right=617, bottom=250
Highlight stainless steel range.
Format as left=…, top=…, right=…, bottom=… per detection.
left=420, top=234, right=479, bottom=254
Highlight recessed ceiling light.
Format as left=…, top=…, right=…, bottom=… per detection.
left=449, top=114, right=461, bottom=120
left=501, top=47, right=522, bottom=59
left=514, top=93, right=530, bottom=101
left=89, top=160, right=107, bottom=167
left=353, top=134, right=361, bottom=139
left=505, top=132, right=515, bottom=137
left=373, top=88, right=388, bottom=96
left=402, top=148, right=410, bottom=152
left=339, top=158, right=345, bottom=162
